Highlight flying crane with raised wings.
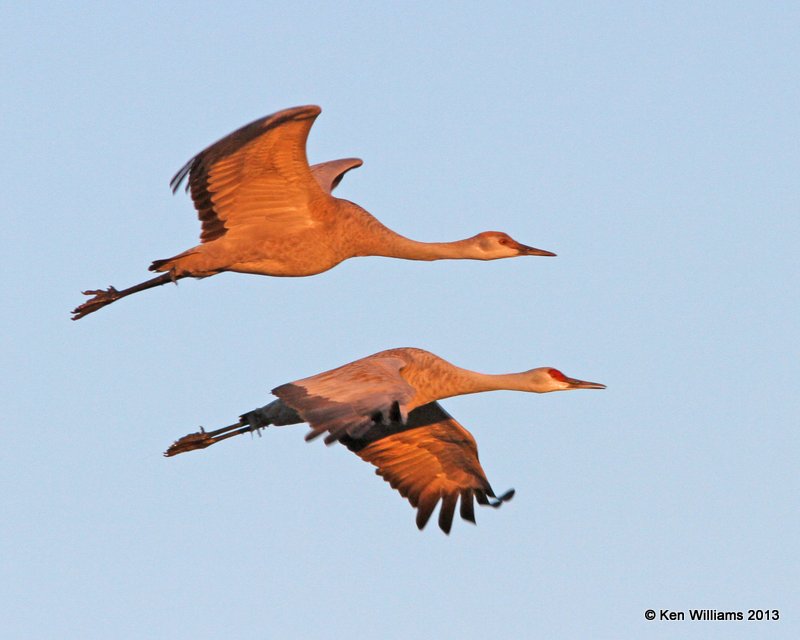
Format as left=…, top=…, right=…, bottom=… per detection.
left=72, top=105, right=554, bottom=320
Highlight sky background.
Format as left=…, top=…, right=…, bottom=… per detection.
left=2, top=2, right=798, bottom=638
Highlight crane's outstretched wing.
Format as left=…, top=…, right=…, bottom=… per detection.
left=170, top=105, right=326, bottom=243
left=310, top=158, right=363, bottom=194
left=341, top=402, right=514, bottom=534
left=272, top=356, right=415, bottom=445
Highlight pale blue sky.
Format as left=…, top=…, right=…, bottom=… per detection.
left=2, top=3, right=798, bottom=638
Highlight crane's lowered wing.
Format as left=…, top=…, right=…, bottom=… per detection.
left=341, top=402, right=514, bottom=534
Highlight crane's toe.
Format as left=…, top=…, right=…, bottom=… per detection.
left=81, top=286, right=119, bottom=297
left=163, top=428, right=215, bottom=456
left=71, top=286, right=121, bottom=320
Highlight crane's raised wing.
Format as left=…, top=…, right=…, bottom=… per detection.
left=341, top=402, right=514, bottom=534
left=310, top=158, right=363, bottom=194
left=170, top=105, right=326, bottom=243
left=272, top=356, right=415, bottom=445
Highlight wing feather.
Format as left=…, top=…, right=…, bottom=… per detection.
left=459, top=489, right=476, bottom=524
left=341, top=402, right=513, bottom=533
left=416, top=488, right=440, bottom=530
left=310, top=158, right=363, bottom=194
left=438, top=493, right=458, bottom=534
left=273, top=355, right=415, bottom=444
left=170, top=105, right=326, bottom=242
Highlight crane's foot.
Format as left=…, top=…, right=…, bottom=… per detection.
left=163, top=421, right=253, bottom=457
left=71, top=286, right=121, bottom=320
left=164, top=427, right=215, bottom=456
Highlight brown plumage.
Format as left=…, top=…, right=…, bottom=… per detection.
left=164, top=347, right=605, bottom=533
left=340, top=403, right=514, bottom=533
left=72, top=105, right=554, bottom=320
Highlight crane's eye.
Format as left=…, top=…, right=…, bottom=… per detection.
left=548, top=368, right=568, bottom=382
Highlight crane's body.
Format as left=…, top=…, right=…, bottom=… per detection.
left=149, top=200, right=493, bottom=278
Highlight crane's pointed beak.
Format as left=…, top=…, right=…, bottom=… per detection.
left=565, top=377, right=606, bottom=390
left=516, top=242, right=556, bottom=257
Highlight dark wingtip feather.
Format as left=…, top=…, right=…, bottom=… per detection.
left=438, top=494, right=457, bottom=535
left=416, top=493, right=439, bottom=531
left=482, top=488, right=515, bottom=508
left=459, top=489, right=476, bottom=524
left=169, top=157, right=195, bottom=194
left=497, top=488, right=515, bottom=503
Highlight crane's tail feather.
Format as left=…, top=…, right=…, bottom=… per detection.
left=149, top=258, right=172, bottom=272
left=149, top=249, right=203, bottom=274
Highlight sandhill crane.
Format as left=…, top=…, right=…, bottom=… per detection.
left=165, top=347, right=605, bottom=533
left=71, top=105, right=554, bottom=320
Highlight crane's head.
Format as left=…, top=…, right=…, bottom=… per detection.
left=470, top=231, right=555, bottom=259
left=526, top=367, right=606, bottom=393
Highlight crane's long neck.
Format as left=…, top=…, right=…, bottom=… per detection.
left=446, top=370, right=533, bottom=396
left=346, top=212, right=479, bottom=261
left=374, top=234, right=480, bottom=261
left=409, top=362, right=534, bottom=407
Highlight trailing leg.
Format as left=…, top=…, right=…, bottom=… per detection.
left=163, top=400, right=301, bottom=457
left=71, top=272, right=182, bottom=320
left=164, top=421, right=253, bottom=456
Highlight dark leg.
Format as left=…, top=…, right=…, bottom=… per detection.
left=71, top=272, right=182, bottom=320
left=163, top=402, right=296, bottom=457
